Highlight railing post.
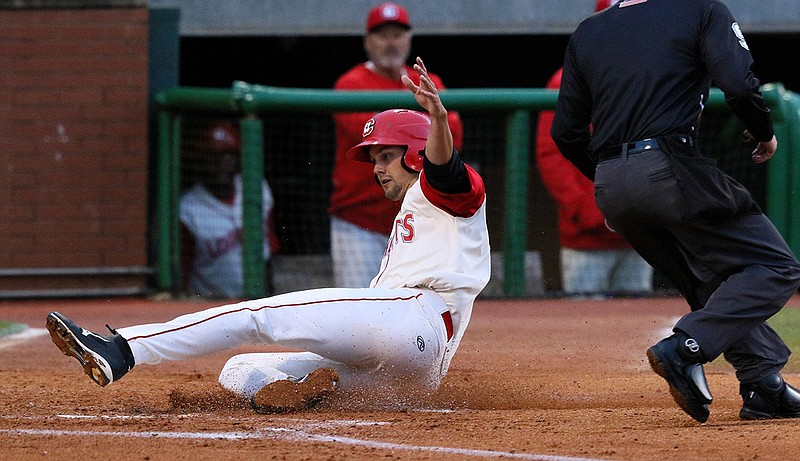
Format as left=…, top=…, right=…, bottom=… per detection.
left=240, top=115, right=266, bottom=298
left=763, top=84, right=798, bottom=256
left=764, top=84, right=800, bottom=257
left=169, top=115, right=183, bottom=292
left=787, top=92, right=800, bottom=257
left=503, top=110, right=530, bottom=297
left=156, top=112, right=182, bottom=293
left=156, top=110, right=173, bottom=291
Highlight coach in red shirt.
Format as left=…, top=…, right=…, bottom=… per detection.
left=329, top=2, right=463, bottom=288
left=535, top=0, right=652, bottom=297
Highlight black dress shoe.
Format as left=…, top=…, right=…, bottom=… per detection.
left=647, top=333, right=713, bottom=423
left=740, top=373, right=800, bottom=420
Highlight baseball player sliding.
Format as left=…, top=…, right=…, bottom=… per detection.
left=46, top=57, right=491, bottom=413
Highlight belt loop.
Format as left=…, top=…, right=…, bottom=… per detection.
left=621, top=142, right=629, bottom=162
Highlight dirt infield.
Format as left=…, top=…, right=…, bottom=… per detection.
left=1, top=295, right=799, bottom=461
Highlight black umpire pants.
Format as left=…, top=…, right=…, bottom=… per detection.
left=593, top=136, right=800, bottom=384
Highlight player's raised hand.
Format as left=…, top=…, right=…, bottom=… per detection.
left=402, top=56, right=453, bottom=165
left=402, top=57, right=447, bottom=119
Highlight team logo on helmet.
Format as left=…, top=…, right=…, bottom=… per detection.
left=363, top=119, right=376, bottom=138
left=211, top=127, right=236, bottom=145
left=381, top=4, right=401, bottom=21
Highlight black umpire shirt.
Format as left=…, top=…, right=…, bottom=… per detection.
left=550, top=0, right=774, bottom=180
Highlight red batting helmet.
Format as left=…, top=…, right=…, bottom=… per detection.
left=346, top=109, right=430, bottom=172
left=595, top=0, right=620, bottom=11
left=204, top=122, right=240, bottom=152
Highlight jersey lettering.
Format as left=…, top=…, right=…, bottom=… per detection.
left=400, top=214, right=415, bottom=242
left=384, top=213, right=415, bottom=258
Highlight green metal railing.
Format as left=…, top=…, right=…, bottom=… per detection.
left=156, top=82, right=800, bottom=298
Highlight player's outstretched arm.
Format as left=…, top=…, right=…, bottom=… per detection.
left=402, top=56, right=453, bottom=166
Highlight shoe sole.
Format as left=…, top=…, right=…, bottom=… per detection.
left=740, top=408, right=800, bottom=420
left=647, top=346, right=709, bottom=423
left=251, top=368, right=339, bottom=414
left=740, top=401, right=800, bottom=421
left=739, top=407, right=774, bottom=420
left=46, top=314, right=112, bottom=387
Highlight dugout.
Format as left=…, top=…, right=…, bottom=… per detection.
left=155, top=84, right=800, bottom=299
left=161, top=2, right=800, bottom=298
left=1, top=1, right=798, bottom=298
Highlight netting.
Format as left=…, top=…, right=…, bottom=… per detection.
left=174, top=107, right=764, bottom=298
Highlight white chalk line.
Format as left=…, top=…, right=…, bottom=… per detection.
left=56, top=413, right=203, bottom=420
left=0, top=427, right=613, bottom=461
left=53, top=414, right=391, bottom=429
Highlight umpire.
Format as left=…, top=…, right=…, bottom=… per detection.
left=551, top=0, right=800, bottom=423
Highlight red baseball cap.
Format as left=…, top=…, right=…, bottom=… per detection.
left=205, top=122, right=240, bottom=152
left=366, top=3, right=411, bottom=33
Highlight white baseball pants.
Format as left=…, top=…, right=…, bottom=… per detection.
left=118, top=287, right=451, bottom=398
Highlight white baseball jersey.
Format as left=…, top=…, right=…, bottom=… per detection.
left=371, top=167, right=490, bottom=374
left=118, top=161, right=489, bottom=399
left=179, top=174, right=275, bottom=298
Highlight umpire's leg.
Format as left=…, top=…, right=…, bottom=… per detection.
left=671, top=212, right=800, bottom=380
left=595, top=151, right=721, bottom=311
left=618, top=222, right=719, bottom=312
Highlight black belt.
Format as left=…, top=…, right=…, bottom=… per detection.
left=596, top=134, right=694, bottom=161
left=596, top=138, right=660, bottom=161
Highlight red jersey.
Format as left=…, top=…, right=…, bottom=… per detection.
left=329, top=63, right=463, bottom=233
left=535, top=68, right=631, bottom=250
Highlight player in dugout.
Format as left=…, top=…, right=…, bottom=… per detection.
left=45, top=57, right=490, bottom=413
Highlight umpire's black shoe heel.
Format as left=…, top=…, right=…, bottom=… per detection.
left=740, top=373, right=800, bottom=420
left=646, top=333, right=713, bottom=423
left=46, top=311, right=135, bottom=386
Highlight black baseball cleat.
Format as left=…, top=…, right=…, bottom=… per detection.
left=646, top=333, right=713, bottom=423
left=46, top=311, right=135, bottom=387
left=740, top=373, right=800, bottom=420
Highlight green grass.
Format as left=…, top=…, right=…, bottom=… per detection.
left=708, top=304, right=800, bottom=373
left=0, top=321, right=27, bottom=338
left=767, top=305, right=800, bottom=373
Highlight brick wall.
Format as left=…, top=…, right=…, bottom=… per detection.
left=0, top=8, right=150, bottom=296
